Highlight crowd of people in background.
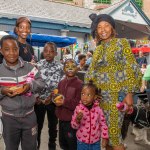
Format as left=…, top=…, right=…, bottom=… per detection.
left=0, top=13, right=149, bottom=150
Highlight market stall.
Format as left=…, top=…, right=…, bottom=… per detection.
left=132, top=47, right=150, bottom=53
left=9, top=31, right=77, bottom=48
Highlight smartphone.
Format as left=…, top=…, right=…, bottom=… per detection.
left=118, top=91, right=126, bottom=102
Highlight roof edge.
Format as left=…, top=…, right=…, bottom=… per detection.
left=0, top=13, right=90, bottom=28
left=106, top=0, right=128, bottom=15
left=131, top=0, right=150, bottom=26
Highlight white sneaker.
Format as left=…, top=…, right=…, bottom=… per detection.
left=124, top=143, right=127, bottom=149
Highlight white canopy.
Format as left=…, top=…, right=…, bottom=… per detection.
left=0, top=31, right=8, bottom=39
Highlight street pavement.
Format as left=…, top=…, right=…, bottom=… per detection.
left=0, top=118, right=150, bottom=150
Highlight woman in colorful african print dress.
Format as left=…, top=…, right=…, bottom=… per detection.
left=85, top=14, right=142, bottom=150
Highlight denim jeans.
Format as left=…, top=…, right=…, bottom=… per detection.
left=77, top=140, right=100, bottom=150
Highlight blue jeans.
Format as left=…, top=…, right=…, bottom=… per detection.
left=77, top=140, right=100, bottom=150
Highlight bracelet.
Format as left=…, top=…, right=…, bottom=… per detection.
left=122, top=103, right=128, bottom=112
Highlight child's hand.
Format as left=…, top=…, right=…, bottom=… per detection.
left=53, top=94, right=64, bottom=106
left=30, top=59, right=36, bottom=66
left=1, top=87, right=18, bottom=97
left=55, top=98, right=64, bottom=106
left=53, top=89, right=58, bottom=95
left=51, top=89, right=58, bottom=99
left=76, top=111, right=83, bottom=123
left=21, top=83, right=31, bottom=94
left=31, top=59, right=36, bottom=63
left=36, top=97, right=43, bottom=105
left=44, top=96, right=52, bottom=105
left=102, top=138, right=108, bottom=148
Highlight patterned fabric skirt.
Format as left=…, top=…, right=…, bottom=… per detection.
left=100, top=93, right=125, bottom=147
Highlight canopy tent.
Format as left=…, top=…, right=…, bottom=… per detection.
left=0, top=31, right=9, bottom=39
left=132, top=47, right=150, bottom=53
left=9, top=31, right=77, bottom=48
left=115, top=20, right=150, bottom=39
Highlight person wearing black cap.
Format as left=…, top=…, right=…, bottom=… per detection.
left=85, top=13, right=142, bottom=150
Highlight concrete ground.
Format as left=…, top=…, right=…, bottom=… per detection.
left=0, top=118, right=150, bottom=150
left=124, top=126, right=150, bottom=150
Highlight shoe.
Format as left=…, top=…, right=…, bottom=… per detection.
left=124, top=143, right=127, bottom=149
left=134, top=138, right=143, bottom=144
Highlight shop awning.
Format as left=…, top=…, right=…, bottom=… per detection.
left=116, top=20, right=150, bottom=39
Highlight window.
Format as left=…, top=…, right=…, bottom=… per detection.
left=135, top=0, right=143, bottom=8
left=93, top=0, right=111, bottom=4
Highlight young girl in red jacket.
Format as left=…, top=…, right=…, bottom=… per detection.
left=71, top=80, right=108, bottom=150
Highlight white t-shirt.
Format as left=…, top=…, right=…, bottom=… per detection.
left=63, top=54, right=72, bottom=62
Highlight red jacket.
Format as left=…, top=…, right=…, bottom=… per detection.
left=55, top=76, right=83, bottom=121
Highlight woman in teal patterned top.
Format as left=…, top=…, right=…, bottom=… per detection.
left=85, top=14, right=142, bottom=150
